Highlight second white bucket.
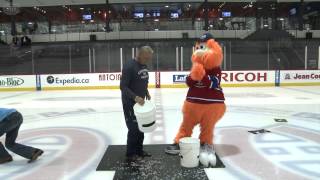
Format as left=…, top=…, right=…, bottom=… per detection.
left=179, top=137, right=200, bottom=168
left=133, top=100, right=156, bottom=133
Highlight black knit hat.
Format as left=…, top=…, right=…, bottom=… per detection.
left=199, top=32, right=214, bottom=42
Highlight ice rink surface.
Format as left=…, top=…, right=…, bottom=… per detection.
left=0, top=86, right=319, bottom=180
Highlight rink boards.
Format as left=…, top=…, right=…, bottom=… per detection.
left=0, top=70, right=319, bottom=91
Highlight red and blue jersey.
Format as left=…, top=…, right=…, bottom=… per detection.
left=186, top=67, right=225, bottom=104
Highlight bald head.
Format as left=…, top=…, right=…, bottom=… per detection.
left=137, top=46, right=153, bottom=65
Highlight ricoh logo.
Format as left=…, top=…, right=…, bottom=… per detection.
left=221, top=72, right=267, bottom=82
left=0, top=77, right=24, bottom=87
left=173, top=75, right=187, bottom=83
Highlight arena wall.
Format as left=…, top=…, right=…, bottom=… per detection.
left=1, top=70, right=319, bottom=91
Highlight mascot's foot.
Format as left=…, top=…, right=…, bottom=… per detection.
left=200, top=144, right=216, bottom=167
left=199, top=151, right=209, bottom=167
left=165, top=143, right=180, bottom=155
left=208, top=152, right=217, bottom=167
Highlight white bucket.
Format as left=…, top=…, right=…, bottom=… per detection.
left=133, top=101, right=156, bottom=133
left=179, top=137, right=200, bottom=168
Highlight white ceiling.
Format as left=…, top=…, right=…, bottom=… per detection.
left=0, top=0, right=318, bottom=7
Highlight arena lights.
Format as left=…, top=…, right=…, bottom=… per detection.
left=165, top=5, right=169, bottom=8
left=154, top=19, right=159, bottom=22
left=243, top=2, right=254, bottom=9
left=219, top=2, right=225, bottom=9
left=80, top=7, right=84, bottom=10
left=33, top=6, right=46, bottom=14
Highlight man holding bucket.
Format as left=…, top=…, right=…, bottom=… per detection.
left=120, top=46, right=153, bottom=162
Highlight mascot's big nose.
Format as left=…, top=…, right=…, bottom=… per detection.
left=190, top=62, right=206, bottom=81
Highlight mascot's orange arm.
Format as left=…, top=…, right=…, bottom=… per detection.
left=190, top=63, right=205, bottom=81
left=186, top=75, right=212, bottom=88
left=203, top=40, right=223, bottom=69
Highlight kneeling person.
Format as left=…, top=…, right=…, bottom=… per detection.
left=0, top=108, right=43, bottom=164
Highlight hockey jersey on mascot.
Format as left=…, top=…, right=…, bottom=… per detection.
left=170, top=33, right=226, bottom=166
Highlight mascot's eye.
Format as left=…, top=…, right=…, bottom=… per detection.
left=200, top=45, right=204, bottom=49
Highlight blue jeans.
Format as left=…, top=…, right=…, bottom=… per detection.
left=0, top=112, right=36, bottom=159
left=122, top=103, right=144, bottom=157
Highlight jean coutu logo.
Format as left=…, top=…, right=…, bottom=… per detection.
left=0, top=77, right=24, bottom=87
left=285, top=73, right=291, bottom=80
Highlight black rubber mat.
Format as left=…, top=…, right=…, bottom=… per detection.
left=274, top=118, right=288, bottom=122
left=248, top=129, right=271, bottom=134
left=96, top=144, right=225, bottom=180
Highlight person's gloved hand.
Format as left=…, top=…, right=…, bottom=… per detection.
left=146, top=92, right=151, bottom=100
left=135, top=96, right=145, bottom=105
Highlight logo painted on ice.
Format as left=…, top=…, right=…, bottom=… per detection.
left=218, top=125, right=320, bottom=179
left=173, top=75, right=187, bottom=83
left=0, top=127, right=108, bottom=180
left=0, top=77, right=24, bottom=87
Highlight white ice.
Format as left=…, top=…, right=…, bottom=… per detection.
left=0, top=86, right=319, bottom=180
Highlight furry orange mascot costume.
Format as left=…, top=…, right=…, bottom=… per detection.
left=166, top=33, right=226, bottom=166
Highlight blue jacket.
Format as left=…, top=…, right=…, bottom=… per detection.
left=120, top=59, right=149, bottom=105
left=0, top=108, right=17, bottom=122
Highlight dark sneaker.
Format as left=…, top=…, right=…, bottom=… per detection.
left=28, top=149, right=44, bottom=163
left=0, top=156, right=13, bottom=164
left=126, top=155, right=142, bottom=163
left=165, top=144, right=180, bottom=155
left=138, top=151, right=152, bottom=158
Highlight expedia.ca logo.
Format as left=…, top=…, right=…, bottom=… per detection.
left=46, top=76, right=89, bottom=85
left=0, top=77, right=24, bottom=87
left=173, top=75, right=187, bottom=83
left=47, top=76, right=55, bottom=84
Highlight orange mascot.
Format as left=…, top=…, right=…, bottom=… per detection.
left=166, top=33, right=226, bottom=166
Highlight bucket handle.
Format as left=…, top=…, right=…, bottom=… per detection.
left=179, top=153, right=200, bottom=159
left=142, top=121, right=156, bottom=127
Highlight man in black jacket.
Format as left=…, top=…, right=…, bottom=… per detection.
left=120, top=46, right=153, bottom=161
